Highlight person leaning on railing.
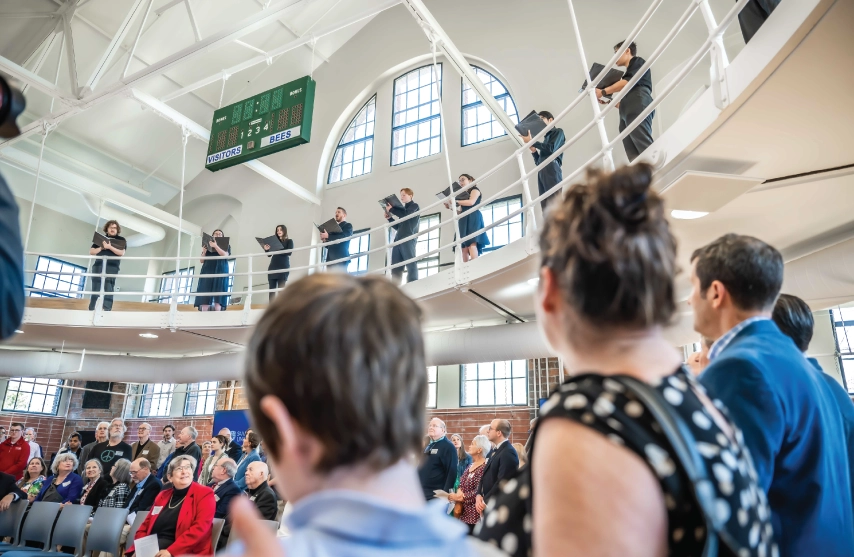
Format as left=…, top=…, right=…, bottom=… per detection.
left=88, top=219, right=126, bottom=312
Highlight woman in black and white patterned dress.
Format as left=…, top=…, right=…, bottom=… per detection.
left=476, top=164, right=776, bottom=557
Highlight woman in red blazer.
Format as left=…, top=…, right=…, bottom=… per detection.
left=129, top=454, right=215, bottom=557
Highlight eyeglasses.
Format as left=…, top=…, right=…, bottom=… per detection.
left=174, top=465, right=193, bottom=472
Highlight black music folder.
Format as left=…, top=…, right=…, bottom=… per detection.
left=256, top=235, right=285, bottom=251
left=514, top=110, right=547, bottom=138
left=379, top=194, right=404, bottom=211
left=579, top=63, right=625, bottom=101
left=435, top=181, right=470, bottom=201
left=92, top=232, right=126, bottom=251
left=202, top=232, right=229, bottom=250
left=315, top=218, right=343, bottom=234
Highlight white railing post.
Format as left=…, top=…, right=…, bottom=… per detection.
left=700, top=0, right=730, bottom=109
left=384, top=226, right=393, bottom=278
left=516, top=152, right=538, bottom=237
left=93, top=257, right=106, bottom=323
left=242, top=256, right=252, bottom=325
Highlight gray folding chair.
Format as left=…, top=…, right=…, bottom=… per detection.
left=84, top=507, right=128, bottom=557
left=210, top=518, right=225, bottom=552
left=0, top=500, right=28, bottom=550
left=2, top=504, right=92, bottom=557
left=0, top=501, right=61, bottom=554
left=124, top=511, right=148, bottom=552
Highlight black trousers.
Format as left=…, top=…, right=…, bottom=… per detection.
left=619, top=94, right=655, bottom=162
left=537, top=163, right=563, bottom=214
left=268, top=274, right=288, bottom=301
left=738, top=0, right=781, bottom=43
left=391, top=239, right=418, bottom=284
left=89, top=266, right=117, bottom=311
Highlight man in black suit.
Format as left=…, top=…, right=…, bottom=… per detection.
left=219, top=428, right=242, bottom=462
left=244, top=462, right=278, bottom=521
left=476, top=419, right=519, bottom=513
left=209, top=458, right=243, bottom=550
left=417, top=418, right=457, bottom=501
left=0, top=471, right=26, bottom=511
left=120, top=458, right=162, bottom=547
left=320, top=207, right=354, bottom=272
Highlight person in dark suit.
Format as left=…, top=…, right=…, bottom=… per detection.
left=738, top=0, right=781, bottom=43
left=0, top=172, right=24, bottom=341
left=475, top=419, right=519, bottom=514
left=320, top=207, right=354, bottom=272
left=690, top=234, right=854, bottom=556
left=208, top=458, right=242, bottom=550
left=417, top=418, right=457, bottom=500
left=0, top=471, right=26, bottom=511
left=263, top=224, right=294, bottom=301
left=521, top=111, right=565, bottom=212
left=125, top=458, right=162, bottom=515
left=218, top=428, right=242, bottom=462
left=244, top=462, right=277, bottom=521
left=385, top=189, right=420, bottom=284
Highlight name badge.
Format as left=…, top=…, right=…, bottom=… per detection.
left=430, top=449, right=438, bottom=454
left=142, top=450, right=149, bottom=455
left=152, top=506, right=163, bottom=516
left=250, top=496, right=257, bottom=502
left=62, top=481, right=70, bottom=487
left=115, top=451, right=123, bottom=456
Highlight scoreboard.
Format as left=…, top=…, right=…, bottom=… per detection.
left=205, top=75, right=316, bottom=172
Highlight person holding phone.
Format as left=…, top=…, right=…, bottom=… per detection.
left=195, top=229, right=230, bottom=311
left=263, top=224, right=293, bottom=301
left=88, top=219, right=126, bottom=311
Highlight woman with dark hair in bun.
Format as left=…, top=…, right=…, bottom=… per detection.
left=445, top=173, right=489, bottom=261
left=263, top=224, right=293, bottom=302
left=477, top=164, right=776, bottom=557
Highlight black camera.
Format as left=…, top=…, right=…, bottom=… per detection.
left=0, top=75, right=25, bottom=139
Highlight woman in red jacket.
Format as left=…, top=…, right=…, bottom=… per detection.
left=129, top=454, right=215, bottom=557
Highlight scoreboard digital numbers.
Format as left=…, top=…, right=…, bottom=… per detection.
left=205, top=75, right=316, bottom=172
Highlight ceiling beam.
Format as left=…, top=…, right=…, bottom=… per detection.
left=61, top=1, right=82, bottom=98
left=154, top=0, right=185, bottom=17
left=83, top=0, right=146, bottom=93
left=401, top=0, right=523, bottom=147
left=184, top=0, right=203, bottom=42
left=19, top=22, right=63, bottom=96
left=0, top=54, right=78, bottom=104
left=129, top=89, right=321, bottom=204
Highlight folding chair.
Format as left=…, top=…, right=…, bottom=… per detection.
left=0, top=501, right=60, bottom=555
left=0, top=501, right=28, bottom=550
left=83, top=507, right=128, bottom=557
left=211, top=518, right=225, bottom=552
left=3, top=504, right=92, bottom=557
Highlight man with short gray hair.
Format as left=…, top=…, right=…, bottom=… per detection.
left=244, top=461, right=277, bottom=521
left=170, top=425, right=202, bottom=480
left=90, top=418, right=131, bottom=477
left=131, top=422, right=160, bottom=470
left=417, top=417, right=456, bottom=501
left=78, top=421, right=109, bottom=475
left=210, top=457, right=242, bottom=550
left=23, top=428, right=41, bottom=461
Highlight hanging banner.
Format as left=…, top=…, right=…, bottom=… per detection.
left=212, top=409, right=251, bottom=446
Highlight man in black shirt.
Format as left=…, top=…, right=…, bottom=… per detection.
left=385, top=189, right=420, bottom=284
left=320, top=207, right=354, bottom=272
left=417, top=417, right=457, bottom=500
left=88, top=219, right=126, bottom=311
left=522, top=111, right=565, bottom=212
left=244, top=461, right=278, bottom=521
left=91, top=418, right=133, bottom=479
left=57, top=431, right=83, bottom=461
left=172, top=426, right=202, bottom=480
left=597, top=41, right=654, bottom=162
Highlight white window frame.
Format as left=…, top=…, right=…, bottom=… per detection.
left=427, top=366, right=438, bottom=408
left=138, top=383, right=175, bottom=417
left=347, top=229, right=370, bottom=275
left=391, top=64, right=442, bottom=166
left=480, top=194, right=524, bottom=252
left=2, top=378, right=64, bottom=415
left=184, top=382, right=218, bottom=416
left=460, top=360, right=528, bottom=407
left=461, top=66, right=519, bottom=146
left=30, top=256, right=86, bottom=298
left=154, top=267, right=195, bottom=304
left=329, top=95, right=376, bottom=183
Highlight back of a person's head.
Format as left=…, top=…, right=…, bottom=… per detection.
left=539, top=163, right=676, bottom=329
left=245, top=273, right=426, bottom=473
left=691, top=233, right=783, bottom=312
left=772, top=293, right=814, bottom=352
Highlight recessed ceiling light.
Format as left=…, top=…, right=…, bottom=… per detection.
left=671, top=210, right=709, bottom=220
left=139, top=333, right=158, bottom=339
left=14, top=330, right=23, bottom=334
left=527, top=278, right=540, bottom=286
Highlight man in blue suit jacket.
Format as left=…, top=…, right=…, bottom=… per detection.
left=209, top=457, right=243, bottom=549
left=689, top=234, right=854, bottom=557
left=234, top=432, right=262, bottom=491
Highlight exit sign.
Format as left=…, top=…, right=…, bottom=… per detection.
left=205, top=76, right=316, bottom=171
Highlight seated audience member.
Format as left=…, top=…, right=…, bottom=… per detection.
left=23, top=428, right=42, bottom=462
left=241, top=273, right=503, bottom=555
left=91, top=418, right=133, bottom=478
left=690, top=233, right=854, bottom=555
left=112, top=458, right=163, bottom=553
left=512, top=443, right=527, bottom=468
left=168, top=426, right=202, bottom=481
left=99, top=458, right=131, bottom=508
left=156, top=425, right=176, bottom=469
left=132, top=423, right=160, bottom=471
left=79, top=459, right=111, bottom=515
left=0, top=471, right=27, bottom=511
left=199, top=435, right=228, bottom=486
left=0, top=423, right=30, bottom=479
left=244, top=462, right=277, bottom=521
left=448, top=435, right=490, bottom=535
left=450, top=434, right=471, bottom=483
left=477, top=165, right=776, bottom=556
left=199, top=441, right=212, bottom=472
left=234, top=432, right=262, bottom=491
left=418, top=418, right=457, bottom=501
left=58, top=432, right=83, bottom=461
left=16, top=457, right=47, bottom=500
left=78, top=422, right=109, bottom=475
left=208, top=458, right=241, bottom=550
left=772, top=293, right=854, bottom=521
left=35, top=452, right=82, bottom=504
left=219, top=428, right=242, bottom=462
left=129, top=455, right=215, bottom=556
left=475, top=419, right=518, bottom=514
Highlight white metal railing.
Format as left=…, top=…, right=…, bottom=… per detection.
left=21, top=0, right=750, bottom=321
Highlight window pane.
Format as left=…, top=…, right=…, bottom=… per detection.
left=329, top=96, right=377, bottom=183
left=30, top=256, right=86, bottom=299
left=460, top=360, right=528, bottom=407
left=2, top=378, right=63, bottom=414
left=461, top=67, right=520, bottom=146
left=391, top=65, right=442, bottom=166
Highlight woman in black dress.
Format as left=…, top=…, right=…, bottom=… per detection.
left=263, top=224, right=293, bottom=302
left=445, top=173, right=489, bottom=262
left=194, top=229, right=230, bottom=311
left=476, top=164, right=776, bottom=556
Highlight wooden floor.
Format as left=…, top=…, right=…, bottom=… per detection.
left=26, top=298, right=267, bottom=312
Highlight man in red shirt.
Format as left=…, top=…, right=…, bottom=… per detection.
left=0, top=423, right=30, bottom=479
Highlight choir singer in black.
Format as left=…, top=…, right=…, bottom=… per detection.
left=320, top=207, right=353, bottom=272
left=88, top=220, right=126, bottom=311
left=263, top=224, right=293, bottom=301
left=385, top=188, right=420, bottom=284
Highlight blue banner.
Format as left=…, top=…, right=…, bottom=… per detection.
left=213, top=409, right=251, bottom=446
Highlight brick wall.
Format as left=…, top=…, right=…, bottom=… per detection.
left=0, top=414, right=67, bottom=458
left=427, top=407, right=534, bottom=447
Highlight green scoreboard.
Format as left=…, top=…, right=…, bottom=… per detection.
left=205, top=75, right=316, bottom=172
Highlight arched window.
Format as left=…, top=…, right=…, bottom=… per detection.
left=391, top=64, right=442, bottom=166
left=329, top=95, right=376, bottom=184
left=461, top=67, right=519, bottom=146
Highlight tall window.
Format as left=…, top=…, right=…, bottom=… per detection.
left=329, top=95, right=376, bottom=183
left=416, top=213, right=441, bottom=279
left=461, top=67, right=519, bottom=146
left=155, top=267, right=194, bottom=303
left=185, top=382, right=218, bottom=415
left=427, top=366, right=438, bottom=408
left=138, top=383, right=174, bottom=417
left=461, top=360, right=527, bottom=407
left=30, top=256, right=86, bottom=298
left=480, top=195, right=524, bottom=252
left=347, top=230, right=370, bottom=275
left=2, top=378, right=63, bottom=415
left=832, top=308, right=854, bottom=392
left=391, top=65, right=442, bottom=166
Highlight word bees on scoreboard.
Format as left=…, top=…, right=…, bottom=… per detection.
left=205, top=76, right=316, bottom=171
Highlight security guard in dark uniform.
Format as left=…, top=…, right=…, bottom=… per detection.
left=598, top=41, right=654, bottom=163
left=385, top=188, right=420, bottom=284
left=523, top=111, right=565, bottom=213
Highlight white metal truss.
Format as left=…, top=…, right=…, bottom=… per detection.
left=83, top=0, right=147, bottom=93
left=0, top=54, right=78, bottom=105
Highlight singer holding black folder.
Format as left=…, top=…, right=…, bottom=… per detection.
left=195, top=229, right=230, bottom=311
left=520, top=111, right=565, bottom=212
left=320, top=207, right=353, bottom=272
left=263, top=224, right=293, bottom=301
left=385, top=188, right=420, bottom=284
left=88, top=219, right=126, bottom=311
left=446, top=174, right=489, bottom=261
